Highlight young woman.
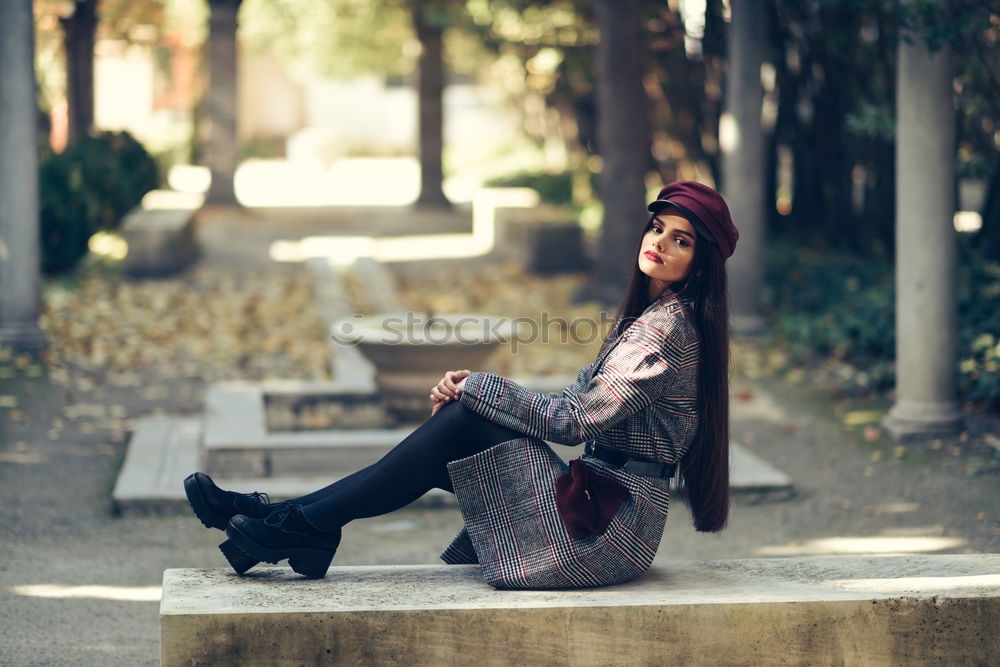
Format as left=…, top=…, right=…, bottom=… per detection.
left=184, top=180, right=738, bottom=590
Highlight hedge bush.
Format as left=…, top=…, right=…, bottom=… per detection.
left=39, top=131, right=159, bottom=274
left=485, top=170, right=577, bottom=207
left=762, top=240, right=1000, bottom=409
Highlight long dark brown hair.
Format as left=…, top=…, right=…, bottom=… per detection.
left=606, top=212, right=730, bottom=533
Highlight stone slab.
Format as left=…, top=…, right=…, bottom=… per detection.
left=306, top=256, right=376, bottom=386
left=203, top=382, right=266, bottom=449
left=116, top=378, right=793, bottom=514
left=121, top=192, right=202, bottom=278
left=112, top=416, right=202, bottom=516
left=115, top=385, right=793, bottom=515
left=161, top=554, right=1000, bottom=666
left=729, top=441, right=794, bottom=497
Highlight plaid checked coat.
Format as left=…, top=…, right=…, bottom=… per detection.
left=440, top=289, right=701, bottom=589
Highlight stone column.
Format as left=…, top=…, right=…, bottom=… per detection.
left=0, top=0, right=48, bottom=353
left=883, top=32, right=962, bottom=440
left=204, top=0, right=242, bottom=206
left=721, top=0, right=767, bottom=334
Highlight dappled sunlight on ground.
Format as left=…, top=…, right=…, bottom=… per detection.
left=754, top=535, right=967, bottom=557
left=266, top=187, right=539, bottom=265
left=825, top=574, right=1000, bottom=593
left=9, top=584, right=161, bottom=602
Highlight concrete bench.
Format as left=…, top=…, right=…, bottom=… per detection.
left=121, top=190, right=202, bottom=277
left=160, top=554, right=999, bottom=665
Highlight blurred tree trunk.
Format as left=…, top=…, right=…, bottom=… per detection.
left=723, top=0, right=767, bottom=334
left=645, top=6, right=718, bottom=186
left=591, top=0, right=650, bottom=307
left=60, top=0, right=98, bottom=143
left=204, top=0, right=242, bottom=206
left=413, top=4, right=450, bottom=209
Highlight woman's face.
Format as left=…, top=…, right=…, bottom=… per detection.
left=638, top=212, right=697, bottom=299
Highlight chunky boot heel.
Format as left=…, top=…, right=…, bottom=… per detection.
left=288, top=550, right=334, bottom=579
left=225, top=506, right=342, bottom=579
left=219, top=539, right=260, bottom=575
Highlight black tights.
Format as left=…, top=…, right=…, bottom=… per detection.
left=289, top=400, right=523, bottom=531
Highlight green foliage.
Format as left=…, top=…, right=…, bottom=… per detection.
left=763, top=242, right=897, bottom=389
left=38, top=155, right=94, bottom=275
left=957, top=255, right=1000, bottom=405
left=844, top=102, right=895, bottom=143
left=39, top=131, right=159, bottom=275
left=484, top=170, right=575, bottom=205
left=763, top=239, right=1000, bottom=408
left=240, top=0, right=415, bottom=79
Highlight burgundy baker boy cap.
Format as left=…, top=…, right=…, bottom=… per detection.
left=647, top=181, right=739, bottom=260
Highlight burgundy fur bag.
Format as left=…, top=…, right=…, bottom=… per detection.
left=555, top=459, right=629, bottom=539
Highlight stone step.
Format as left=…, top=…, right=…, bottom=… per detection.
left=114, top=425, right=792, bottom=516
left=112, top=416, right=202, bottom=516
left=114, top=378, right=793, bottom=514
left=160, top=554, right=1000, bottom=666
left=200, top=378, right=792, bottom=496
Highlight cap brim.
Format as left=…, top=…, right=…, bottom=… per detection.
left=647, top=199, right=717, bottom=245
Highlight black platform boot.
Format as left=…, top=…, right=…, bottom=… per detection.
left=225, top=503, right=342, bottom=579
left=183, top=472, right=287, bottom=575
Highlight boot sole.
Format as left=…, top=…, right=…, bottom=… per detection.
left=183, top=473, right=228, bottom=531
left=225, top=522, right=335, bottom=579
left=219, top=538, right=261, bottom=576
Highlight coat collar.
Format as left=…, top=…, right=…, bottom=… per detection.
left=593, top=289, right=694, bottom=371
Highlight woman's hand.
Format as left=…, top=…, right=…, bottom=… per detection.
left=429, top=369, right=471, bottom=416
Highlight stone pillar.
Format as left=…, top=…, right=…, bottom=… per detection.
left=883, top=32, right=962, bottom=440
left=204, top=0, right=242, bottom=206
left=721, top=0, right=767, bottom=334
left=0, top=0, right=48, bottom=353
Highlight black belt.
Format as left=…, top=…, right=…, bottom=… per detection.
left=584, top=442, right=676, bottom=479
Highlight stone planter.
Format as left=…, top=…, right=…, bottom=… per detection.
left=333, top=312, right=513, bottom=423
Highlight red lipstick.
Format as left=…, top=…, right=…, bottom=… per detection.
left=644, top=251, right=663, bottom=264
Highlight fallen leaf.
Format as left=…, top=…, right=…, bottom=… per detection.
left=844, top=410, right=883, bottom=427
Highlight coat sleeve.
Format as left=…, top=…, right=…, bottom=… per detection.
left=543, top=362, right=595, bottom=400
left=459, top=311, right=692, bottom=445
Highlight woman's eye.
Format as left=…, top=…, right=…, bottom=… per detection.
left=675, top=237, right=689, bottom=247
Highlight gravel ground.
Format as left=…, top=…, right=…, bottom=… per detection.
left=1, top=207, right=997, bottom=665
